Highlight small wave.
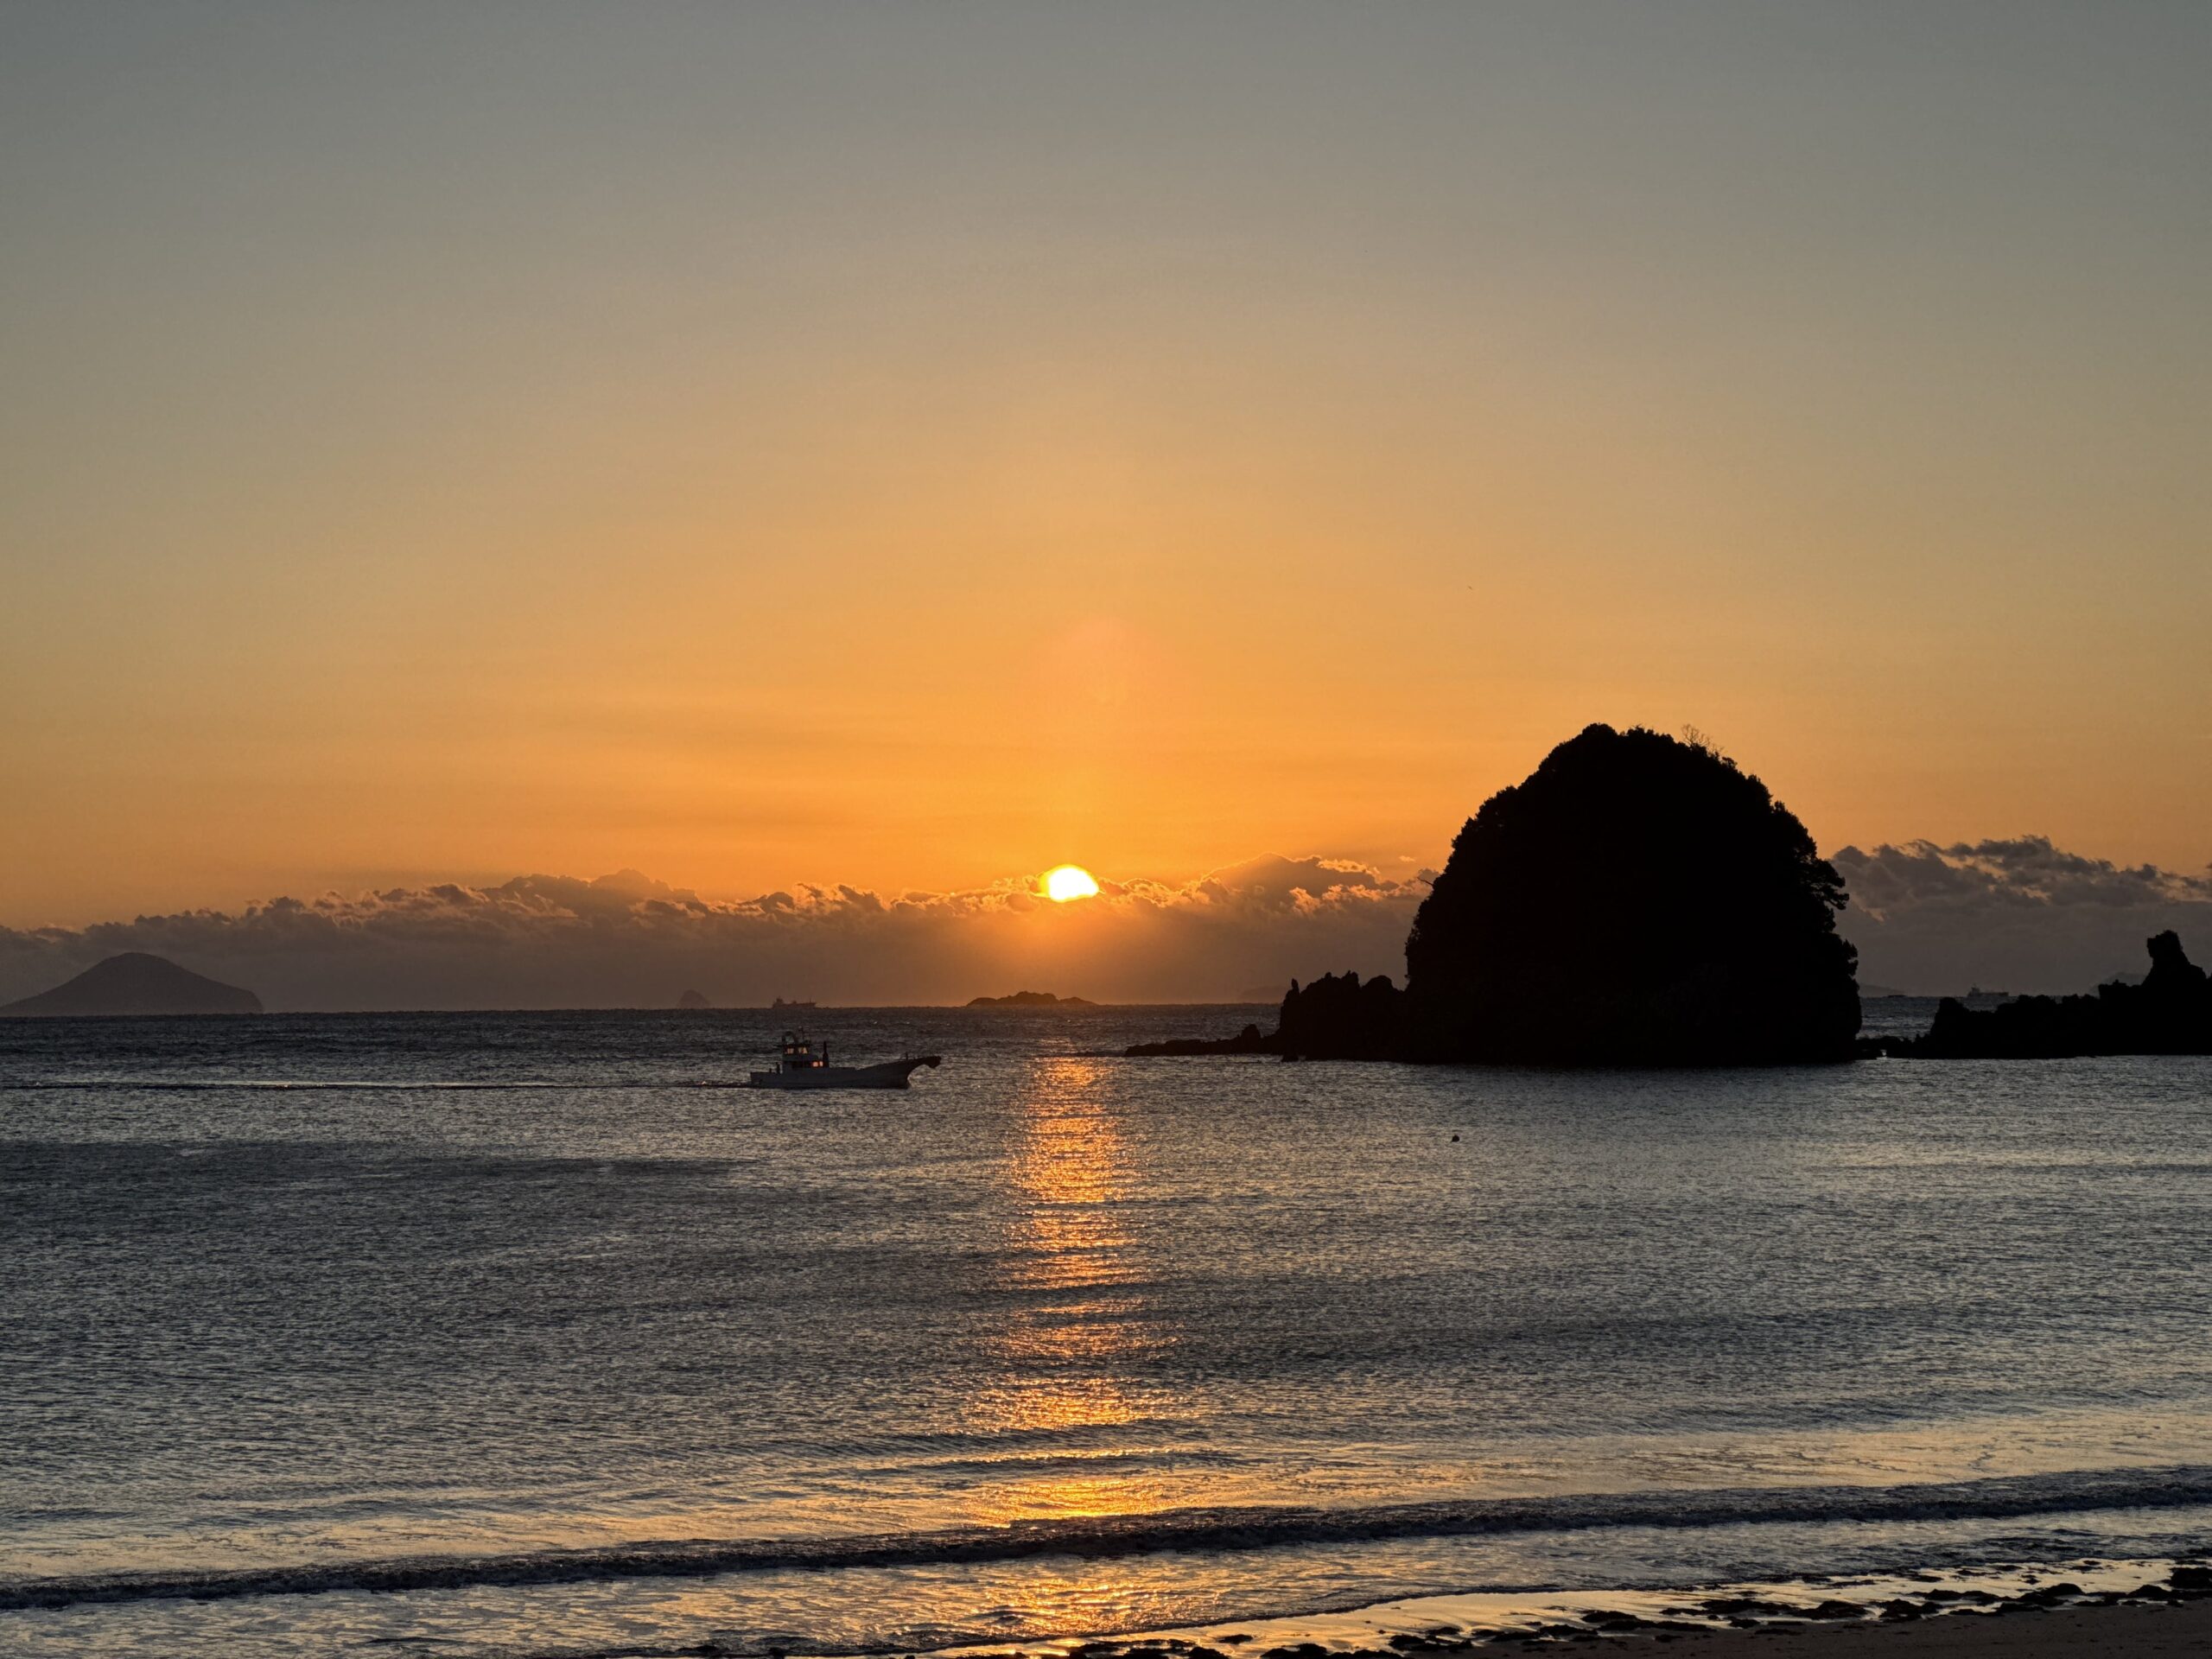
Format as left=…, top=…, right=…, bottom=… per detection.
left=9, top=1465, right=2212, bottom=1612
left=0, top=1079, right=750, bottom=1092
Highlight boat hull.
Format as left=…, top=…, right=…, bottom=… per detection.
left=748, top=1056, right=940, bottom=1090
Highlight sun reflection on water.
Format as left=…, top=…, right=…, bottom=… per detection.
left=965, top=1059, right=1184, bottom=1516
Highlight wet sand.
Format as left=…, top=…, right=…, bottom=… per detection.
left=1554, top=1599, right=2212, bottom=1652
left=960, top=1559, right=2212, bottom=1659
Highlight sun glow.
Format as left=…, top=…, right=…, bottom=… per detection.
left=1043, top=865, right=1100, bottom=903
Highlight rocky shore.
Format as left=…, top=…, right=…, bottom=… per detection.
left=917, top=1559, right=2212, bottom=1659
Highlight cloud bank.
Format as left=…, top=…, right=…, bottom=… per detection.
left=1835, top=836, right=2212, bottom=995
left=6, top=838, right=2208, bottom=1010
left=0, top=855, right=1428, bottom=1011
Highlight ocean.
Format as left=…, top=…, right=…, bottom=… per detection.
left=3, top=1005, right=2210, bottom=1657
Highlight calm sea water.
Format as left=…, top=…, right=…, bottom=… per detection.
left=3, top=1006, right=2210, bottom=1657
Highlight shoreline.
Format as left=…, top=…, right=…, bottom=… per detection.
left=913, top=1557, right=2212, bottom=1659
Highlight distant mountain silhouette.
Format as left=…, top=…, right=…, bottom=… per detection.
left=1130, top=723, right=1859, bottom=1065
left=1876, top=931, right=2212, bottom=1058
left=0, top=952, right=263, bottom=1017
left=677, top=988, right=711, bottom=1009
left=967, top=990, right=1096, bottom=1007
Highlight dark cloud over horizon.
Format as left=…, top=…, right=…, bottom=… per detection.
left=0, top=855, right=1427, bottom=1011
left=5, top=838, right=2208, bottom=1012
left=1835, top=836, right=2212, bottom=995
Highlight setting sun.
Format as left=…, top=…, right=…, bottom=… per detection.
left=1043, top=865, right=1100, bottom=903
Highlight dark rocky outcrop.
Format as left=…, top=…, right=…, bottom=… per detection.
left=0, top=952, right=263, bottom=1017
left=1402, top=724, right=1859, bottom=1064
left=1875, top=931, right=2212, bottom=1058
left=1127, top=1023, right=1274, bottom=1057
left=1277, top=970, right=1406, bottom=1059
left=968, top=990, right=1096, bottom=1007
left=1124, top=972, right=1404, bottom=1058
left=1127, top=724, right=1859, bottom=1066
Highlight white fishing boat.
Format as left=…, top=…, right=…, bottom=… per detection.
left=750, top=1032, right=941, bottom=1090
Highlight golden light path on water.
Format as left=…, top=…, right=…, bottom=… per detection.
left=969, top=1058, right=1180, bottom=1527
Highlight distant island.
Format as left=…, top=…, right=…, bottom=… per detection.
left=0, top=952, right=264, bottom=1018
left=677, top=988, right=711, bottom=1009
left=1870, top=931, right=2212, bottom=1058
left=1131, top=723, right=1860, bottom=1066
left=967, top=990, right=1096, bottom=1007
left=771, top=997, right=816, bottom=1012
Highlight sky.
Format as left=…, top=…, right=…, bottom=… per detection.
left=3, top=3, right=2208, bottom=1001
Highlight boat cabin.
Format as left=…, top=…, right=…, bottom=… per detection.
left=778, top=1032, right=830, bottom=1071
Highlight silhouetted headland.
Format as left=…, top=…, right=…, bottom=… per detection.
left=1130, top=724, right=1860, bottom=1065
left=968, top=990, right=1096, bottom=1007
left=1870, top=931, right=2212, bottom=1058
left=0, top=952, right=263, bottom=1017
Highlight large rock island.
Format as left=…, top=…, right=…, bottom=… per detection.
left=0, top=952, right=264, bottom=1017
left=1131, top=724, right=1861, bottom=1066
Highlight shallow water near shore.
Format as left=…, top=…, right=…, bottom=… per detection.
left=3, top=1007, right=2210, bottom=1657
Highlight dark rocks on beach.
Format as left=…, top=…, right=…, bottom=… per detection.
left=1574, top=1611, right=1649, bottom=1630
left=1875, top=930, right=2212, bottom=1058
left=1697, top=1596, right=1788, bottom=1618
left=1800, top=1599, right=1868, bottom=1620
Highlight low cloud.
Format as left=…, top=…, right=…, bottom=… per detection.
left=1835, top=836, right=2212, bottom=994
left=10, top=836, right=2207, bottom=1009
left=0, top=857, right=1430, bottom=1011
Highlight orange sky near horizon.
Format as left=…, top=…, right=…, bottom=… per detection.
left=3, top=4, right=2208, bottom=929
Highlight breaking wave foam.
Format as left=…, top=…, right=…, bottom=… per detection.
left=10, top=1465, right=2212, bottom=1612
